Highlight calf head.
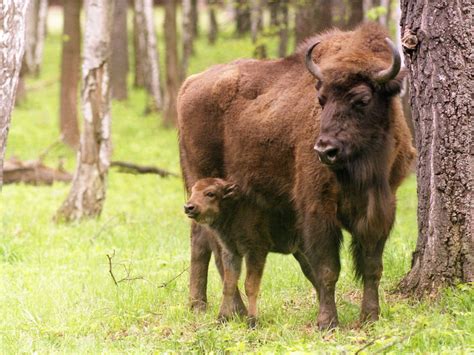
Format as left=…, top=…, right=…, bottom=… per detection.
left=306, top=37, right=405, bottom=174
left=184, top=178, right=239, bottom=224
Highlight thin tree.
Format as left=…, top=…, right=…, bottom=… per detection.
left=110, top=0, right=128, bottom=101
left=133, top=0, right=146, bottom=87
left=56, top=0, right=115, bottom=222
left=398, top=0, right=473, bottom=295
left=346, top=0, right=364, bottom=28
left=234, top=0, right=250, bottom=36
left=277, top=0, right=289, bottom=57
left=23, top=0, right=48, bottom=76
left=250, top=0, right=262, bottom=44
left=0, top=1, right=28, bottom=188
left=163, top=0, right=180, bottom=126
left=182, top=0, right=193, bottom=78
left=207, top=0, right=218, bottom=44
left=191, top=0, right=199, bottom=38
left=59, top=0, right=81, bottom=149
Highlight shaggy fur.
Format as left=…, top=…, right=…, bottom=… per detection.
left=178, top=22, right=415, bottom=329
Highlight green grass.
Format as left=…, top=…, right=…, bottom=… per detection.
left=0, top=9, right=473, bottom=354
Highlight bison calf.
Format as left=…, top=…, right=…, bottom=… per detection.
left=184, top=178, right=272, bottom=327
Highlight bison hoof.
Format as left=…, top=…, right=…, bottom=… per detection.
left=247, top=316, right=257, bottom=329
left=317, top=314, right=339, bottom=331
left=360, top=309, right=379, bottom=324
left=190, top=299, right=207, bottom=313
left=217, top=313, right=232, bottom=324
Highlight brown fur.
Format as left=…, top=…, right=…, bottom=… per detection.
left=178, top=23, right=415, bottom=329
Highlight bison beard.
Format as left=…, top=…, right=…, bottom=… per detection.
left=178, top=22, right=415, bottom=329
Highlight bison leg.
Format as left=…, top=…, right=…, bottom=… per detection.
left=353, top=238, right=386, bottom=323
left=293, top=251, right=317, bottom=289
left=218, top=250, right=243, bottom=322
left=304, top=225, right=342, bottom=330
left=189, top=223, right=212, bottom=311
left=244, top=250, right=267, bottom=328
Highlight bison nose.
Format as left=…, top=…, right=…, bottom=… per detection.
left=184, top=203, right=196, bottom=215
left=314, top=137, right=341, bottom=165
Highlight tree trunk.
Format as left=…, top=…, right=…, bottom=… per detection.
left=191, top=0, right=198, bottom=38
left=347, top=0, right=364, bottom=29
left=294, top=0, right=332, bottom=45
left=207, top=0, right=218, bottom=44
left=133, top=0, right=146, bottom=87
left=234, top=0, right=250, bottom=36
left=0, top=1, right=28, bottom=188
left=110, top=0, right=128, bottom=100
left=163, top=0, right=180, bottom=127
left=59, top=0, right=81, bottom=149
left=398, top=0, right=473, bottom=295
left=250, top=0, right=262, bottom=44
left=182, top=0, right=193, bottom=78
left=23, top=0, right=48, bottom=76
left=278, top=0, right=289, bottom=57
left=56, top=0, right=114, bottom=222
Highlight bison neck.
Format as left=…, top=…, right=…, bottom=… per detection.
left=335, top=151, right=396, bottom=241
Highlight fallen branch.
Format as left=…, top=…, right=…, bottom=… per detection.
left=110, top=161, right=179, bottom=178
left=3, top=157, right=72, bottom=185
left=106, top=250, right=144, bottom=287
left=157, top=266, right=189, bottom=288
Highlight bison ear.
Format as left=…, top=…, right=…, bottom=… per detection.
left=382, top=68, right=408, bottom=96
left=223, top=184, right=239, bottom=199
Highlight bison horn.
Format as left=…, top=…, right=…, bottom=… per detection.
left=305, top=41, right=324, bottom=82
left=373, top=38, right=401, bottom=84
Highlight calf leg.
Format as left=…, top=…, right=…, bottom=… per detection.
left=352, top=238, right=386, bottom=323
left=189, top=223, right=212, bottom=311
left=209, top=236, right=247, bottom=316
left=218, top=249, right=243, bottom=321
left=303, top=223, right=342, bottom=330
left=244, top=251, right=268, bottom=328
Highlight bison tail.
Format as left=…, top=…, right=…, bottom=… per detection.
left=350, top=238, right=364, bottom=282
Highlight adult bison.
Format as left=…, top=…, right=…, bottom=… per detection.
left=177, top=23, right=415, bottom=329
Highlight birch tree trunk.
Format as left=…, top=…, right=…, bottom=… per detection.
left=0, top=1, right=28, bottom=188
left=182, top=0, right=193, bottom=78
left=398, top=0, right=473, bottom=295
left=23, top=0, right=48, bottom=76
left=59, top=0, right=81, bottom=149
left=110, top=0, right=128, bottom=101
left=56, top=0, right=114, bottom=222
left=133, top=0, right=146, bottom=87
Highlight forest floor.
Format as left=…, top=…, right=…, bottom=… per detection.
left=0, top=8, right=472, bottom=353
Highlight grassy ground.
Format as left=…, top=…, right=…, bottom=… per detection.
left=0, top=8, right=472, bottom=354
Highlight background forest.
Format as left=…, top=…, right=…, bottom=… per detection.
left=0, top=0, right=472, bottom=352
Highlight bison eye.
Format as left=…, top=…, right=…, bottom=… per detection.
left=318, top=95, right=327, bottom=107
left=205, top=191, right=216, bottom=198
left=352, top=95, right=371, bottom=108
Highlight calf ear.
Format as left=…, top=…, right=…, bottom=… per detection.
left=382, top=68, right=408, bottom=96
left=223, top=184, right=239, bottom=199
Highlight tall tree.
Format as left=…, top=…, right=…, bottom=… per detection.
left=207, top=0, right=218, bottom=44
left=59, top=0, right=81, bottom=149
left=294, top=0, right=332, bottom=45
left=134, top=0, right=163, bottom=112
left=191, top=0, right=199, bottom=38
left=250, top=0, right=263, bottom=44
left=56, top=0, right=115, bottom=222
left=0, top=1, right=28, bottom=188
left=347, top=0, right=364, bottom=28
left=398, top=0, right=473, bottom=295
left=182, top=0, right=193, bottom=78
left=277, top=0, right=289, bottom=57
left=23, top=0, right=48, bottom=76
left=110, top=0, right=128, bottom=100
left=133, top=0, right=146, bottom=87
left=163, top=0, right=180, bottom=126
left=234, top=0, right=250, bottom=36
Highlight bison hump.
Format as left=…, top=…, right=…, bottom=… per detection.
left=212, top=67, right=240, bottom=112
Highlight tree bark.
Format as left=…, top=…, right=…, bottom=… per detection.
left=191, top=0, right=199, bottom=38
left=56, top=0, right=114, bottom=222
left=182, top=0, right=193, bottom=78
left=278, top=0, right=289, bottom=57
left=398, top=0, right=473, bottom=295
left=133, top=0, right=146, bottom=87
left=347, top=0, right=364, bottom=29
left=294, top=0, right=332, bottom=45
left=110, top=0, right=128, bottom=101
left=163, top=0, right=180, bottom=127
left=250, top=0, right=262, bottom=44
left=59, top=0, right=81, bottom=149
left=234, top=0, right=250, bottom=36
left=207, top=0, right=218, bottom=44
left=0, top=1, right=28, bottom=188
left=23, top=0, right=48, bottom=76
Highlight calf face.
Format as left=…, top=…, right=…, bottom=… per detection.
left=184, top=178, right=238, bottom=224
